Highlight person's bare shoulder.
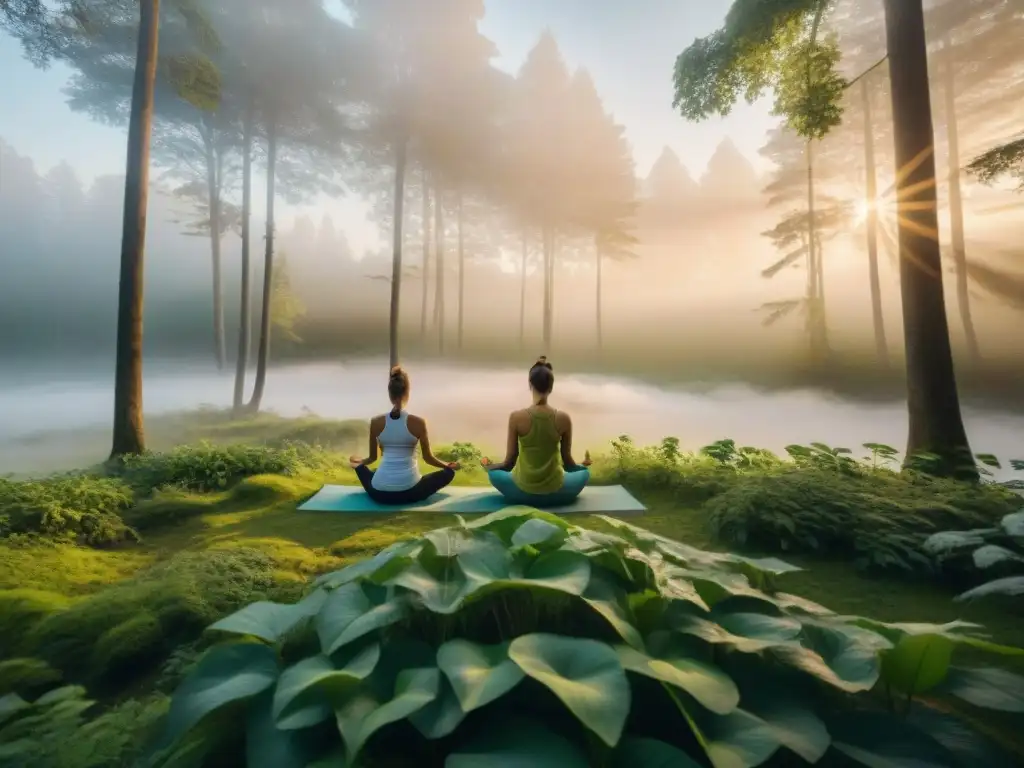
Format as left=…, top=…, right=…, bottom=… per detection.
left=369, top=414, right=386, bottom=433
left=406, top=413, right=426, bottom=437
left=509, top=408, right=529, bottom=429
left=555, top=410, right=572, bottom=433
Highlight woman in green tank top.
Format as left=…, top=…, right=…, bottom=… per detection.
left=481, top=357, right=591, bottom=507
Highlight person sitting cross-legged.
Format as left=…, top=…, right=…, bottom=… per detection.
left=480, top=356, right=591, bottom=508
left=349, top=365, right=459, bottom=505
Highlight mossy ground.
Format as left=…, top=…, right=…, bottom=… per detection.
left=1, top=413, right=1022, bottom=765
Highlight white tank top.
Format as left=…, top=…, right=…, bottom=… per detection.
left=371, top=411, right=421, bottom=492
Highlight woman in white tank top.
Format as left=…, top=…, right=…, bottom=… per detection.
left=348, top=366, right=459, bottom=504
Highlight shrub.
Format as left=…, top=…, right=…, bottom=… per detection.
left=435, top=441, right=483, bottom=465
left=0, top=475, right=137, bottom=547
left=0, top=685, right=168, bottom=768
left=25, top=549, right=281, bottom=689
left=117, top=441, right=333, bottom=494
left=152, top=510, right=1024, bottom=767
left=0, top=589, right=71, bottom=656
left=706, top=466, right=1020, bottom=576
left=925, top=510, right=1024, bottom=601
left=0, top=658, right=62, bottom=697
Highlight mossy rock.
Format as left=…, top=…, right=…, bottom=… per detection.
left=0, top=656, right=63, bottom=696
left=0, top=588, right=71, bottom=657
left=91, top=613, right=165, bottom=683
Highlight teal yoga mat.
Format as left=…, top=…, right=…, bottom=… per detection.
left=297, top=484, right=645, bottom=516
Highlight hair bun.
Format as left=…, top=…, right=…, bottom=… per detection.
left=389, top=365, right=405, bottom=378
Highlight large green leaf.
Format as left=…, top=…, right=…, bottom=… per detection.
left=272, top=644, right=380, bottom=728
left=436, top=639, right=524, bottom=713
left=512, top=518, right=567, bottom=549
left=730, top=686, right=831, bottom=764
left=246, top=692, right=321, bottom=768
left=582, top=573, right=645, bottom=650
left=161, top=642, right=279, bottom=748
left=462, top=507, right=572, bottom=545
left=702, top=709, right=785, bottom=768
left=714, top=612, right=802, bottom=643
left=827, top=710, right=962, bottom=767
left=408, top=673, right=465, bottom=739
left=508, top=633, right=629, bottom=747
left=770, top=623, right=887, bottom=693
left=0, top=693, right=28, bottom=725
left=314, top=541, right=420, bottom=590
left=956, top=576, right=1024, bottom=601
left=208, top=589, right=328, bottom=644
left=672, top=614, right=790, bottom=654
left=616, top=643, right=739, bottom=715
left=612, top=737, right=703, bottom=767
left=880, top=634, right=954, bottom=696
left=939, top=666, right=1024, bottom=712
left=315, top=583, right=408, bottom=655
left=389, top=561, right=474, bottom=614
left=446, top=715, right=590, bottom=767
left=334, top=667, right=440, bottom=762
left=906, top=701, right=1020, bottom=767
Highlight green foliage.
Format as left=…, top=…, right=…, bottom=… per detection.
left=967, top=136, right=1024, bottom=190
left=154, top=510, right=1024, bottom=766
left=117, top=441, right=333, bottom=494
left=435, top=442, right=484, bottom=464
left=0, top=658, right=62, bottom=698
left=0, top=686, right=169, bottom=768
left=23, top=549, right=286, bottom=689
left=672, top=0, right=847, bottom=140
left=0, top=589, right=72, bottom=657
left=924, top=511, right=1024, bottom=601
left=0, top=475, right=137, bottom=547
left=706, top=464, right=1018, bottom=575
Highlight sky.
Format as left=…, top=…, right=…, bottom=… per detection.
left=0, top=0, right=780, bottom=256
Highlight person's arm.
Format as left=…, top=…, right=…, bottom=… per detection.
left=349, top=417, right=382, bottom=468
left=411, top=416, right=457, bottom=469
left=484, top=413, right=520, bottom=472
left=558, top=412, right=591, bottom=469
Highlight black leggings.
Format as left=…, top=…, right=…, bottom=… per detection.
left=354, top=464, right=455, bottom=505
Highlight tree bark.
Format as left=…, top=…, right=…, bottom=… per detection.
left=204, top=126, right=225, bottom=371
left=941, top=47, right=980, bottom=362
left=110, top=0, right=159, bottom=459
left=232, top=96, right=254, bottom=413
left=595, top=235, right=603, bottom=350
left=388, top=138, right=408, bottom=370
left=247, top=117, right=277, bottom=414
left=861, top=78, right=889, bottom=369
left=457, top=189, right=465, bottom=350
left=419, top=165, right=430, bottom=340
left=805, top=141, right=828, bottom=362
left=883, top=0, right=976, bottom=480
left=433, top=180, right=445, bottom=354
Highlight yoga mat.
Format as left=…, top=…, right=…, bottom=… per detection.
left=297, top=484, right=646, bottom=516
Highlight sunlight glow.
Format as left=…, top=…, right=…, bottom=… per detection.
left=855, top=200, right=873, bottom=225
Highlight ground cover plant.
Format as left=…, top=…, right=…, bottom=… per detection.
left=1, top=415, right=1022, bottom=766
left=924, top=510, right=1024, bottom=601
left=150, top=509, right=1024, bottom=767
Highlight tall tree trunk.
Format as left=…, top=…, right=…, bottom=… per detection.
left=941, top=47, right=980, bottom=362
left=110, top=0, right=159, bottom=459
left=519, top=228, right=528, bottom=349
left=595, top=235, right=603, bottom=350
left=247, top=117, right=277, bottom=414
left=204, top=129, right=225, bottom=371
left=419, top=165, right=430, bottom=340
left=805, top=141, right=828, bottom=362
left=861, top=78, right=890, bottom=368
left=883, top=0, right=976, bottom=480
left=457, top=189, right=465, bottom=350
left=232, top=97, right=254, bottom=413
left=388, top=139, right=408, bottom=369
left=433, top=181, right=445, bottom=353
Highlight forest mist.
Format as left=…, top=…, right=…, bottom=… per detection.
left=0, top=0, right=1022, bottom=407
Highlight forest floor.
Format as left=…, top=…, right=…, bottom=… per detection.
left=1, top=411, right=1022, bottom=766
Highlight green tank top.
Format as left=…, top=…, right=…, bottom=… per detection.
left=511, top=409, right=564, bottom=494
